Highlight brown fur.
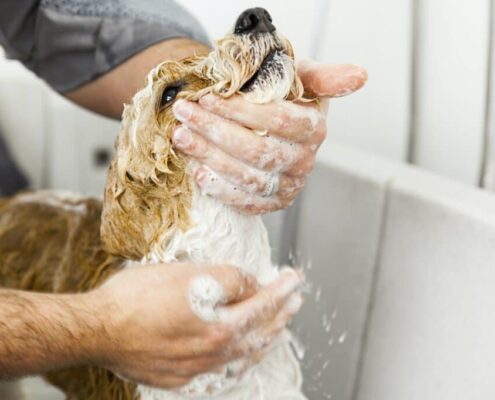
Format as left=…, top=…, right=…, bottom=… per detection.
left=0, top=193, right=136, bottom=398
left=101, top=59, right=210, bottom=260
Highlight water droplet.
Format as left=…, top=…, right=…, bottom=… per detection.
left=322, top=314, right=329, bottom=327
left=315, top=287, right=322, bottom=302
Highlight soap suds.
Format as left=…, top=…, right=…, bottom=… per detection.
left=188, top=275, right=225, bottom=322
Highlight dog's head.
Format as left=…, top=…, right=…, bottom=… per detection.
left=101, top=8, right=306, bottom=260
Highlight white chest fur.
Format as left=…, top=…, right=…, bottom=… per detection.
left=135, top=189, right=306, bottom=399
left=150, top=188, right=277, bottom=284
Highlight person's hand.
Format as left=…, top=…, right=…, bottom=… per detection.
left=86, top=263, right=303, bottom=389
left=171, top=60, right=367, bottom=214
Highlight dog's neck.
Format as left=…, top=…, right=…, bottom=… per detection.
left=144, top=185, right=277, bottom=284
left=100, top=31, right=304, bottom=263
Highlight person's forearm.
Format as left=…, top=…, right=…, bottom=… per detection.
left=65, top=38, right=210, bottom=119
left=0, top=289, right=104, bottom=379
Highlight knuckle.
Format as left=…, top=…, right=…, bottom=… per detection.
left=208, top=324, right=234, bottom=349
left=183, top=139, right=198, bottom=153
left=253, top=174, right=267, bottom=191
left=191, top=106, right=216, bottom=129
left=248, top=146, right=272, bottom=170
left=188, top=104, right=204, bottom=124
left=273, top=110, right=289, bottom=131
left=259, top=292, right=277, bottom=314
left=291, top=151, right=315, bottom=178
left=303, top=109, right=324, bottom=133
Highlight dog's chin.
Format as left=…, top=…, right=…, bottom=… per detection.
left=240, top=49, right=295, bottom=103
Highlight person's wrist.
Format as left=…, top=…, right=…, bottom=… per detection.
left=70, top=290, right=118, bottom=368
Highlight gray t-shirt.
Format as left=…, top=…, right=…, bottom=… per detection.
left=0, top=0, right=209, bottom=92
left=0, top=0, right=209, bottom=194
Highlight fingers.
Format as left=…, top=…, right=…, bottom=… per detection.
left=218, top=268, right=303, bottom=335
left=114, top=367, right=191, bottom=390
left=192, top=166, right=288, bottom=215
left=174, top=126, right=276, bottom=195
left=189, top=155, right=303, bottom=200
left=173, top=100, right=301, bottom=172
left=232, top=293, right=303, bottom=358
left=198, top=94, right=325, bottom=143
left=297, top=60, right=368, bottom=98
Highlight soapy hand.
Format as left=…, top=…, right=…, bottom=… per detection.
left=172, top=60, right=367, bottom=214
left=89, top=263, right=304, bottom=389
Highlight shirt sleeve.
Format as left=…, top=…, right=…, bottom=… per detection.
left=0, top=0, right=210, bottom=93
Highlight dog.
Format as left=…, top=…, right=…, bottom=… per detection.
left=0, top=7, right=311, bottom=399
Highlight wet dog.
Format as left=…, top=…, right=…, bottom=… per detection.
left=0, top=7, right=310, bottom=399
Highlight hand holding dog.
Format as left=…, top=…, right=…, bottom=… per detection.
left=88, top=263, right=304, bottom=389
left=172, top=60, right=367, bottom=214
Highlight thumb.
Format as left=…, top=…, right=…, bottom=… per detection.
left=297, top=59, right=368, bottom=98
left=206, top=265, right=259, bottom=304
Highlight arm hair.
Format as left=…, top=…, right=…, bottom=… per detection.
left=0, top=289, right=107, bottom=378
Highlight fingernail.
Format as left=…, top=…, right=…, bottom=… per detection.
left=199, top=94, right=221, bottom=108
left=333, top=65, right=368, bottom=97
left=173, top=126, right=192, bottom=148
left=285, top=293, right=303, bottom=314
left=278, top=268, right=303, bottom=298
left=173, top=99, right=193, bottom=122
left=194, top=166, right=208, bottom=185
left=349, top=65, right=368, bottom=86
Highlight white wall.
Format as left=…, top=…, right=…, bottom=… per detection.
left=181, top=1, right=318, bottom=60
left=412, top=0, right=491, bottom=186
left=0, top=53, right=119, bottom=196
left=318, top=0, right=413, bottom=162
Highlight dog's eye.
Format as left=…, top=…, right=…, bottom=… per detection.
left=160, top=85, right=181, bottom=107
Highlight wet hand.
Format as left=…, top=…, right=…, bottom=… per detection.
left=88, top=263, right=304, bottom=389
left=172, top=60, right=367, bottom=214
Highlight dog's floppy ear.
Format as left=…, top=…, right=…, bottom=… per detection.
left=100, top=62, right=200, bottom=260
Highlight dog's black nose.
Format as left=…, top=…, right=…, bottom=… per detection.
left=234, top=8, right=275, bottom=35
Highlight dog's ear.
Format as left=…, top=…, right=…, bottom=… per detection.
left=100, top=62, right=199, bottom=260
